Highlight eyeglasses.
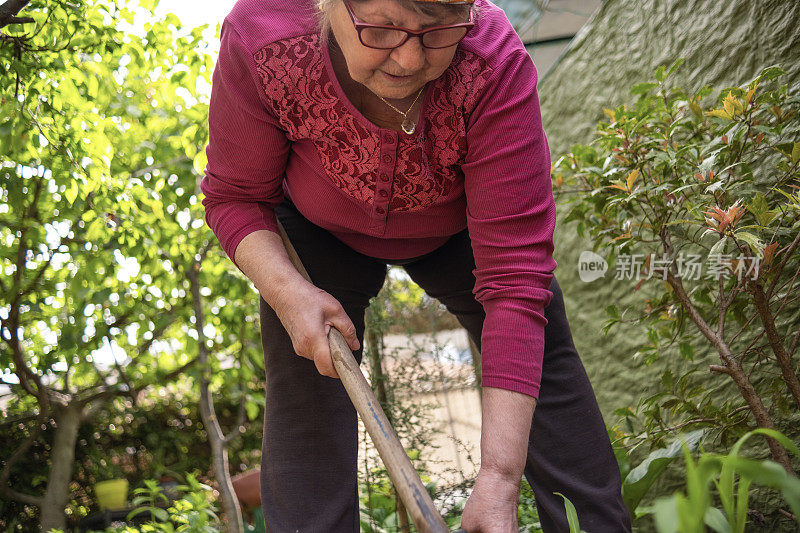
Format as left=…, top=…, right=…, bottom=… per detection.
left=344, top=1, right=474, bottom=50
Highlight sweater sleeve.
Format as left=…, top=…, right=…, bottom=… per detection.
left=199, top=20, right=290, bottom=272
left=462, top=50, right=558, bottom=399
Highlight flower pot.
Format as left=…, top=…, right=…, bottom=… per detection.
left=231, top=468, right=261, bottom=509
left=94, top=478, right=129, bottom=510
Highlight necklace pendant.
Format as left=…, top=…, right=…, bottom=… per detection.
left=401, top=117, right=416, bottom=135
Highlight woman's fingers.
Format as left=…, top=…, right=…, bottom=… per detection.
left=278, top=285, right=360, bottom=378
left=325, top=311, right=360, bottom=352
left=314, top=307, right=359, bottom=378
left=312, top=332, right=339, bottom=378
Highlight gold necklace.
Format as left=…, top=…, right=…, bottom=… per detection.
left=374, top=86, right=426, bottom=135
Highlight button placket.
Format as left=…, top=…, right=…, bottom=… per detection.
left=371, top=132, right=396, bottom=232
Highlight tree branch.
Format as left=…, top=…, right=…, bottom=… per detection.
left=0, top=402, right=49, bottom=506
left=0, top=0, right=33, bottom=28
left=0, top=486, right=44, bottom=506
left=224, top=325, right=251, bottom=446
left=767, top=228, right=800, bottom=299
left=751, top=282, right=800, bottom=410
left=188, top=261, right=243, bottom=531
left=789, top=326, right=800, bottom=361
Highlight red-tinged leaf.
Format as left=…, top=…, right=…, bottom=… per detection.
left=745, top=87, right=756, bottom=108
left=703, top=207, right=726, bottom=222
left=763, top=242, right=779, bottom=266
left=627, top=169, right=640, bottom=191
left=634, top=278, right=647, bottom=292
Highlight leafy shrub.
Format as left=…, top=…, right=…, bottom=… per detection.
left=645, top=429, right=800, bottom=533
left=552, top=61, right=800, bottom=472
left=101, top=473, right=221, bottom=533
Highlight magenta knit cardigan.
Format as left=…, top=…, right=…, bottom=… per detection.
left=200, top=0, right=558, bottom=398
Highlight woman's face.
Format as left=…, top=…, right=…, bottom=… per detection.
left=328, top=0, right=466, bottom=100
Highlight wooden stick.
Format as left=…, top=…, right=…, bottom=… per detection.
left=276, top=221, right=451, bottom=533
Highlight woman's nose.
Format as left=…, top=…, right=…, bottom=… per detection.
left=390, top=36, right=426, bottom=72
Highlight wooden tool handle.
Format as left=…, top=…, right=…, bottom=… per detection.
left=277, top=222, right=450, bottom=533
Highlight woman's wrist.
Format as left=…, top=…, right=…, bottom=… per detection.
left=475, top=466, right=522, bottom=498
left=479, top=387, right=537, bottom=483
left=234, top=229, right=311, bottom=307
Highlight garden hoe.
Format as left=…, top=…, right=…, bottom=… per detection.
left=277, top=221, right=467, bottom=533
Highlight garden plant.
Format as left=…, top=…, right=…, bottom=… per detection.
left=552, top=61, right=800, bottom=528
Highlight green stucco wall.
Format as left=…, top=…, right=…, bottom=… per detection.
left=537, top=2, right=799, bottom=528
left=538, top=0, right=800, bottom=417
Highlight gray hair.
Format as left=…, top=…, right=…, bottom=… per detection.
left=316, top=0, right=476, bottom=44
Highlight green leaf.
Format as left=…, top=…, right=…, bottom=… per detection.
left=733, top=231, right=763, bottom=257
left=152, top=506, right=169, bottom=521
left=64, top=181, right=79, bottom=205
left=709, top=237, right=728, bottom=257
left=679, top=342, right=695, bottom=361
left=651, top=494, right=680, bottom=533
left=605, top=304, right=620, bottom=320
left=704, top=507, right=730, bottom=533
left=554, top=492, right=584, bottom=533
left=623, top=430, right=705, bottom=514
left=631, top=82, right=658, bottom=96
left=747, top=194, right=775, bottom=226
left=667, top=58, right=685, bottom=77
left=714, top=456, right=800, bottom=519
left=245, top=401, right=259, bottom=422
left=194, top=149, right=208, bottom=175
left=729, top=428, right=800, bottom=459
left=756, top=65, right=786, bottom=82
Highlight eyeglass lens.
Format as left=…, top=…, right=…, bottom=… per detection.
left=360, top=26, right=469, bottom=49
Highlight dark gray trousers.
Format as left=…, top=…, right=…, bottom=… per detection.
left=259, top=199, right=631, bottom=532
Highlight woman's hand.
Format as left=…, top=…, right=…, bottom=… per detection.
left=272, top=279, right=360, bottom=378
left=460, top=469, right=520, bottom=532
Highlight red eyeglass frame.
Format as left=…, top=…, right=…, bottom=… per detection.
left=344, top=0, right=475, bottom=50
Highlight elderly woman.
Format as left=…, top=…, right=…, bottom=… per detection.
left=200, top=0, right=631, bottom=531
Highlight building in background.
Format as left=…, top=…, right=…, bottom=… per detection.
left=495, top=0, right=603, bottom=76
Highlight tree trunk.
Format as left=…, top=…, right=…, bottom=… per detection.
left=39, top=403, right=83, bottom=532
left=209, top=435, right=242, bottom=533
left=724, top=359, right=794, bottom=472
left=665, top=271, right=794, bottom=472
left=189, top=265, right=243, bottom=533
left=365, top=310, right=411, bottom=529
